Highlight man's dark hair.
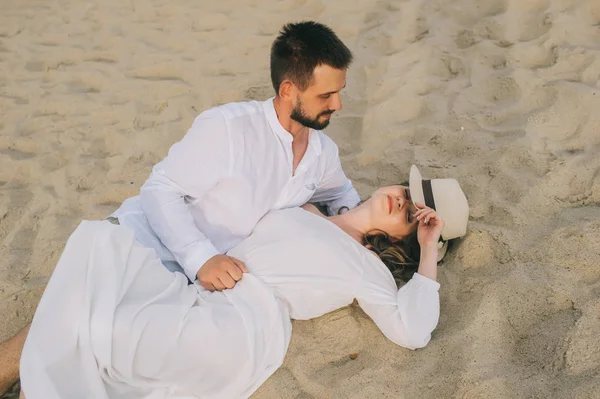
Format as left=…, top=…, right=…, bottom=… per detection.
left=270, top=21, right=353, bottom=94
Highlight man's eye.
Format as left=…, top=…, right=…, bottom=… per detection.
left=321, top=94, right=331, bottom=99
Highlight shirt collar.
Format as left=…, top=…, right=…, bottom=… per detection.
left=263, top=97, right=322, bottom=156
left=263, top=97, right=293, bottom=143
left=308, top=129, right=322, bottom=156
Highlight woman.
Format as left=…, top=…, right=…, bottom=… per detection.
left=18, top=166, right=468, bottom=399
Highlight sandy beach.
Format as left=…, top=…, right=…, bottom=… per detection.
left=2, top=0, right=600, bottom=397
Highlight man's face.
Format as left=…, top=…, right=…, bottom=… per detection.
left=290, top=64, right=347, bottom=130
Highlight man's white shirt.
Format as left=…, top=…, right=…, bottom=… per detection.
left=112, top=97, right=360, bottom=281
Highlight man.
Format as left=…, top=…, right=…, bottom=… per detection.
left=0, top=20, right=360, bottom=396
left=111, top=20, right=360, bottom=291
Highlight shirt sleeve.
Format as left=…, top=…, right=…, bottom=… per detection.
left=139, top=109, right=231, bottom=281
left=355, top=256, right=441, bottom=350
left=309, top=134, right=361, bottom=215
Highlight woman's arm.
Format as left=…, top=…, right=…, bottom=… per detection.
left=355, top=205, right=444, bottom=349
left=413, top=205, right=444, bottom=281
left=355, top=259, right=440, bottom=350
left=416, top=246, right=438, bottom=281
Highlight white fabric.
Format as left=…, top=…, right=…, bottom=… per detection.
left=113, top=98, right=360, bottom=281
left=20, top=208, right=440, bottom=399
left=228, top=208, right=441, bottom=349
left=21, top=220, right=291, bottom=399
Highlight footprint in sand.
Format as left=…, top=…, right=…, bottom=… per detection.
left=494, top=264, right=579, bottom=376
left=565, top=300, right=600, bottom=375
left=455, top=29, right=478, bottom=49
left=541, top=220, right=600, bottom=281
left=515, top=305, right=579, bottom=373
left=526, top=82, right=600, bottom=154
left=509, top=43, right=558, bottom=69
left=503, top=0, right=552, bottom=43
left=0, top=183, right=33, bottom=245
left=455, top=229, right=512, bottom=269
left=575, top=1, right=600, bottom=27
left=0, top=182, right=43, bottom=323
left=484, top=75, right=521, bottom=104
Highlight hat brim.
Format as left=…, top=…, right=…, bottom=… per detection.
left=437, top=240, right=448, bottom=262
left=409, top=165, right=424, bottom=208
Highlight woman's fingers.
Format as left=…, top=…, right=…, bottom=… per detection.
left=416, top=208, right=442, bottom=225
left=413, top=203, right=444, bottom=226
left=414, top=205, right=433, bottom=216
left=416, top=208, right=433, bottom=217
left=417, top=209, right=435, bottom=223
left=414, top=210, right=429, bottom=220
left=426, top=213, right=441, bottom=226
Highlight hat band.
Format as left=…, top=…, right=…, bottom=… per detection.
left=422, top=179, right=436, bottom=211
left=422, top=179, right=444, bottom=243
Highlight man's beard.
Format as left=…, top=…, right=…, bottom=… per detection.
left=290, top=99, right=334, bottom=130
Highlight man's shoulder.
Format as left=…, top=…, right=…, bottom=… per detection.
left=200, top=98, right=269, bottom=122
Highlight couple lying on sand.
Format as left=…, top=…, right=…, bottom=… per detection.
left=4, top=21, right=469, bottom=398
left=17, top=165, right=468, bottom=399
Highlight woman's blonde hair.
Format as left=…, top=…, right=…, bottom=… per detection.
left=364, top=230, right=420, bottom=284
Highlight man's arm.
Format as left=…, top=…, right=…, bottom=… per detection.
left=309, top=135, right=360, bottom=215
left=140, top=172, right=221, bottom=281
left=140, top=110, right=246, bottom=287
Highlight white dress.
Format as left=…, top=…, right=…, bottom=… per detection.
left=20, top=208, right=440, bottom=399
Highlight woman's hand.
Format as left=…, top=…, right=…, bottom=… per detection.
left=414, top=204, right=445, bottom=250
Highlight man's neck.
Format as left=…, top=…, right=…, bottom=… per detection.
left=273, top=96, right=309, bottom=139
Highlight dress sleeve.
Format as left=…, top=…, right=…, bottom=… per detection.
left=355, top=255, right=440, bottom=350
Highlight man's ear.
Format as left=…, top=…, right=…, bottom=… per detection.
left=389, top=236, right=400, bottom=243
left=279, top=80, right=295, bottom=100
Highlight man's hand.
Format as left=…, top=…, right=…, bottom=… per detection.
left=196, top=254, right=248, bottom=291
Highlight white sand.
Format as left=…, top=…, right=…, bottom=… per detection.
left=1, top=0, right=600, bottom=398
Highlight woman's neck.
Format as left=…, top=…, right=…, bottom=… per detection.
left=328, top=206, right=372, bottom=244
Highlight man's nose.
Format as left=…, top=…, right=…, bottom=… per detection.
left=329, top=94, right=342, bottom=111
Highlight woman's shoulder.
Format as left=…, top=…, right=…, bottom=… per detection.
left=259, top=205, right=324, bottom=222
left=300, top=203, right=326, bottom=218
left=265, top=207, right=385, bottom=265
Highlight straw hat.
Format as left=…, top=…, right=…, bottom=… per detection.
left=409, top=165, right=469, bottom=261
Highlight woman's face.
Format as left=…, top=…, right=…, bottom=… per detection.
left=366, top=185, right=419, bottom=239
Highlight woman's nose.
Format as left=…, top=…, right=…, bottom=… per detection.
left=396, top=196, right=405, bottom=209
